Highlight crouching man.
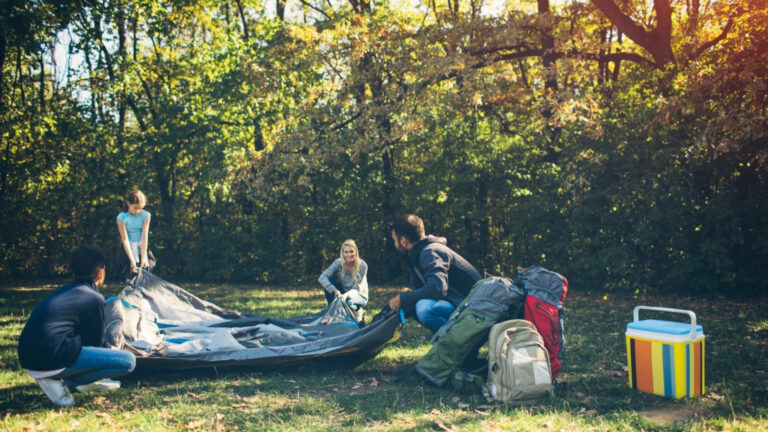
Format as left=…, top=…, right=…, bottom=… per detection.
left=388, top=214, right=482, bottom=333
left=17, top=246, right=136, bottom=407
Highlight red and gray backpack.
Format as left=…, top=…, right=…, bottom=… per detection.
left=514, top=267, right=568, bottom=380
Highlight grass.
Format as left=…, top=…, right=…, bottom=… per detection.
left=1, top=279, right=767, bottom=431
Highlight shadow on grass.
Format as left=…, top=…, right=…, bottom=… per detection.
left=2, top=282, right=767, bottom=430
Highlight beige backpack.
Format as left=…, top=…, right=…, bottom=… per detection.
left=483, top=319, right=554, bottom=403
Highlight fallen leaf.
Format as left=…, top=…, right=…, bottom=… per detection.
left=370, top=377, right=379, bottom=387
left=92, top=396, right=109, bottom=406
left=183, top=419, right=207, bottom=430
left=95, top=412, right=121, bottom=427
left=187, top=392, right=204, bottom=400
left=707, top=392, right=724, bottom=401
left=231, top=403, right=248, bottom=409
left=458, top=402, right=469, bottom=409
left=474, top=409, right=491, bottom=415
left=352, top=382, right=364, bottom=390
left=435, top=420, right=457, bottom=431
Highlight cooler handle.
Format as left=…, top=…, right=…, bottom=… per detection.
left=633, top=306, right=698, bottom=340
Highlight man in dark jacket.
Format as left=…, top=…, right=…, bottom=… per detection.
left=18, top=246, right=135, bottom=406
left=388, top=214, right=482, bottom=333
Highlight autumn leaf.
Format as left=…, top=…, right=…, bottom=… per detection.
left=435, top=420, right=458, bottom=431
left=183, top=419, right=208, bottom=430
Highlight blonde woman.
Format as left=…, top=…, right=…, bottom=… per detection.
left=318, top=239, right=369, bottom=308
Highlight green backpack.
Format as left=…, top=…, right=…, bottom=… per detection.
left=414, top=277, right=524, bottom=387
left=482, top=319, right=554, bottom=403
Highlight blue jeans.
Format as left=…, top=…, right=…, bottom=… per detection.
left=51, top=347, right=136, bottom=387
left=415, top=299, right=456, bottom=334
left=323, top=277, right=345, bottom=305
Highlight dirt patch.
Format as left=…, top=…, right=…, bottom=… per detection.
left=640, top=405, right=710, bottom=425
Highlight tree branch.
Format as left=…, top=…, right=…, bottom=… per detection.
left=691, top=17, right=733, bottom=60
left=591, top=0, right=675, bottom=67
left=296, top=0, right=332, bottom=21
left=591, top=0, right=652, bottom=48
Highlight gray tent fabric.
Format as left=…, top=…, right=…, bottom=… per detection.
left=104, top=272, right=402, bottom=369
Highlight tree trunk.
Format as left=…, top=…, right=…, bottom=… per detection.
left=117, top=0, right=127, bottom=148
left=0, top=31, right=6, bottom=114
left=234, top=0, right=250, bottom=41
left=538, top=0, right=561, bottom=163
left=591, top=0, right=675, bottom=67
left=276, top=0, right=286, bottom=21
left=39, top=51, right=45, bottom=114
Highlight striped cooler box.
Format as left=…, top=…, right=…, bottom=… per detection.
left=626, top=306, right=705, bottom=398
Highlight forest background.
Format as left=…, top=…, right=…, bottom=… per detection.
left=1, top=0, right=766, bottom=296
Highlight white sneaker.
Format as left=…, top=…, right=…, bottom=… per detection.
left=35, top=378, right=74, bottom=407
left=74, top=378, right=121, bottom=393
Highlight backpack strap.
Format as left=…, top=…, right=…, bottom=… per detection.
left=395, top=366, right=418, bottom=383
left=449, top=366, right=487, bottom=394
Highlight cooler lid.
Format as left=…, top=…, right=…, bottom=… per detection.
left=626, top=319, right=703, bottom=335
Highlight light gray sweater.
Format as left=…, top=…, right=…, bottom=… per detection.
left=318, top=258, right=369, bottom=301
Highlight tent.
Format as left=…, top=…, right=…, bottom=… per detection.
left=104, top=272, right=403, bottom=370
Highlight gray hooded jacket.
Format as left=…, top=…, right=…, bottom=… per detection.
left=399, top=235, right=482, bottom=310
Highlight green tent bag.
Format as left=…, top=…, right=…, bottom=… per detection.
left=414, top=308, right=497, bottom=386
left=414, top=277, right=525, bottom=386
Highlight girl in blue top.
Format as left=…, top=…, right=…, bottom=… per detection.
left=116, top=190, right=151, bottom=275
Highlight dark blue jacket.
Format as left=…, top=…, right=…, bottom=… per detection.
left=399, top=235, right=482, bottom=309
left=17, top=280, right=106, bottom=371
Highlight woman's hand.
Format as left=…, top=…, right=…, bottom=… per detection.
left=334, top=289, right=341, bottom=298
left=388, top=295, right=401, bottom=311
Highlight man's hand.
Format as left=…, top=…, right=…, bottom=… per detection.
left=388, top=294, right=401, bottom=311
left=334, top=289, right=341, bottom=298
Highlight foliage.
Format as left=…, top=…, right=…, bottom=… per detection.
left=0, top=0, right=766, bottom=295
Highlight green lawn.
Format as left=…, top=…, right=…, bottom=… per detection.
left=1, top=280, right=766, bottom=431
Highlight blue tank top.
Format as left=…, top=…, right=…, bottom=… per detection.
left=117, top=210, right=150, bottom=242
